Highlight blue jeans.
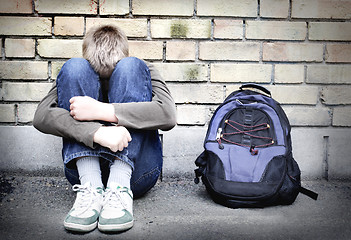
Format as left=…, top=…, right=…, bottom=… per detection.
left=56, top=57, right=163, bottom=198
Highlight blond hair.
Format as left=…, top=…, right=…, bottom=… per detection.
left=83, top=25, right=129, bottom=78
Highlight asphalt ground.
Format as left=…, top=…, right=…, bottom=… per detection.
left=0, top=174, right=350, bottom=240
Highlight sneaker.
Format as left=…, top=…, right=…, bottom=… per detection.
left=64, top=182, right=103, bottom=232
left=98, top=183, right=133, bottom=232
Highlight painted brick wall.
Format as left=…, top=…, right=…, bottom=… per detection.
left=0, top=0, right=350, bottom=179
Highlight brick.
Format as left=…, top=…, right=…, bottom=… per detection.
left=213, top=19, right=243, bottom=39
left=0, top=126, right=62, bottom=172
left=290, top=128, right=326, bottom=179
left=34, top=0, right=97, bottom=14
left=210, top=63, right=271, bottom=83
left=307, top=65, right=351, bottom=84
left=0, top=61, right=48, bottom=80
left=275, top=64, right=304, bottom=83
left=153, top=63, right=207, bottom=82
left=0, top=104, right=15, bottom=122
left=326, top=44, right=351, bottom=63
left=176, top=105, right=207, bottom=125
left=5, top=39, right=35, bottom=58
left=166, top=41, right=196, bottom=61
left=282, top=106, right=331, bottom=126
left=0, top=17, right=51, bottom=36
left=292, top=0, right=351, bottom=19
left=226, top=85, right=319, bottom=105
left=309, top=22, right=351, bottom=41
left=333, top=107, right=351, bottom=126
left=0, top=82, right=52, bottom=101
left=269, top=85, right=319, bottom=105
left=263, top=42, right=323, bottom=62
left=162, top=127, right=207, bottom=177
left=17, top=104, right=38, bottom=123
left=54, top=17, right=84, bottom=36
left=151, top=19, right=211, bottom=39
left=197, top=0, right=257, bottom=17
left=292, top=128, right=351, bottom=179
left=222, top=85, right=237, bottom=97
left=128, top=41, right=163, bottom=60
left=246, top=21, right=306, bottom=40
left=260, top=0, right=289, bottom=18
left=199, top=42, right=260, bottom=61
left=37, top=39, right=83, bottom=58
left=86, top=18, right=147, bottom=38
left=99, top=0, right=129, bottom=15
left=321, top=86, right=351, bottom=105
left=168, top=84, right=224, bottom=104
left=51, top=62, right=65, bottom=80
left=0, top=0, right=32, bottom=13
left=328, top=129, right=351, bottom=179
left=132, top=0, right=193, bottom=16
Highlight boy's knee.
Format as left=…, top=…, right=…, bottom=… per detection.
left=58, top=58, right=97, bottom=86
left=115, top=57, right=146, bottom=73
left=61, top=58, right=92, bottom=76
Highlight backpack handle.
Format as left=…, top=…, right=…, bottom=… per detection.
left=240, top=84, right=271, bottom=97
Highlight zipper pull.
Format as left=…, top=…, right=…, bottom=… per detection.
left=216, top=128, right=222, bottom=140
left=216, top=128, right=224, bottom=149
left=236, top=99, right=243, bottom=105
left=250, top=145, right=258, bottom=155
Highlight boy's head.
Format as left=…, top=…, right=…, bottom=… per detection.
left=83, top=25, right=129, bottom=78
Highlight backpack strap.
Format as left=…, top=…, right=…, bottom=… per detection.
left=240, top=83, right=271, bottom=97
left=194, top=151, right=207, bottom=184
left=300, top=186, right=318, bottom=200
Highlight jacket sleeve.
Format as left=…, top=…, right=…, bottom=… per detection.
left=113, top=62, right=177, bottom=131
left=33, top=82, right=102, bottom=149
left=33, top=62, right=177, bottom=148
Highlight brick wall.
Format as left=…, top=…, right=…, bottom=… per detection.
left=0, top=0, right=350, bottom=179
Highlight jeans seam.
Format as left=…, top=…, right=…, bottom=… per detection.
left=131, top=167, right=160, bottom=188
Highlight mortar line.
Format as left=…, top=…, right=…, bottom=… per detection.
left=242, top=20, right=246, bottom=42
left=129, top=0, right=133, bottom=17
left=271, top=64, right=275, bottom=84
left=210, top=18, right=214, bottom=41
left=194, top=0, right=197, bottom=17
left=147, top=18, right=151, bottom=40
left=323, top=136, right=329, bottom=181
left=1, top=38, right=5, bottom=60
left=14, top=103, right=19, bottom=126
left=162, top=41, right=166, bottom=63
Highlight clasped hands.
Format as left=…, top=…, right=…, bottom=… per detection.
left=69, top=96, right=131, bottom=152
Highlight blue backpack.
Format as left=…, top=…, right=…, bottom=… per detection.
left=195, top=84, right=317, bottom=208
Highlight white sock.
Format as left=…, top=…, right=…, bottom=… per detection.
left=76, top=156, right=103, bottom=188
left=107, top=159, right=132, bottom=189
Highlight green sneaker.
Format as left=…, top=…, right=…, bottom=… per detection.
left=64, top=182, right=103, bottom=232
left=98, top=183, right=133, bottom=232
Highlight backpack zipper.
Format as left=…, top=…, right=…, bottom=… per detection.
left=216, top=128, right=224, bottom=149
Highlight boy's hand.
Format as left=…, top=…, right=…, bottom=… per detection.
left=93, top=126, right=132, bottom=152
left=69, top=96, right=117, bottom=122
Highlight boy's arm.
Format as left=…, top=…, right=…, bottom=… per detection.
left=33, top=82, right=102, bottom=148
left=112, top=62, right=177, bottom=131
left=33, top=62, right=177, bottom=148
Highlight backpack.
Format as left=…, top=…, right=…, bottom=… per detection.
left=194, top=84, right=318, bottom=208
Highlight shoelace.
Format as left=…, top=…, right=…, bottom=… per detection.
left=72, top=184, right=97, bottom=214
left=103, top=187, right=128, bottom=210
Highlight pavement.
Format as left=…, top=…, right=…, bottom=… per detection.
left=0, top=173, right=350, bottom=240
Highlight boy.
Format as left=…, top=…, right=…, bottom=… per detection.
left=33, top=25, right=176, bottom=233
